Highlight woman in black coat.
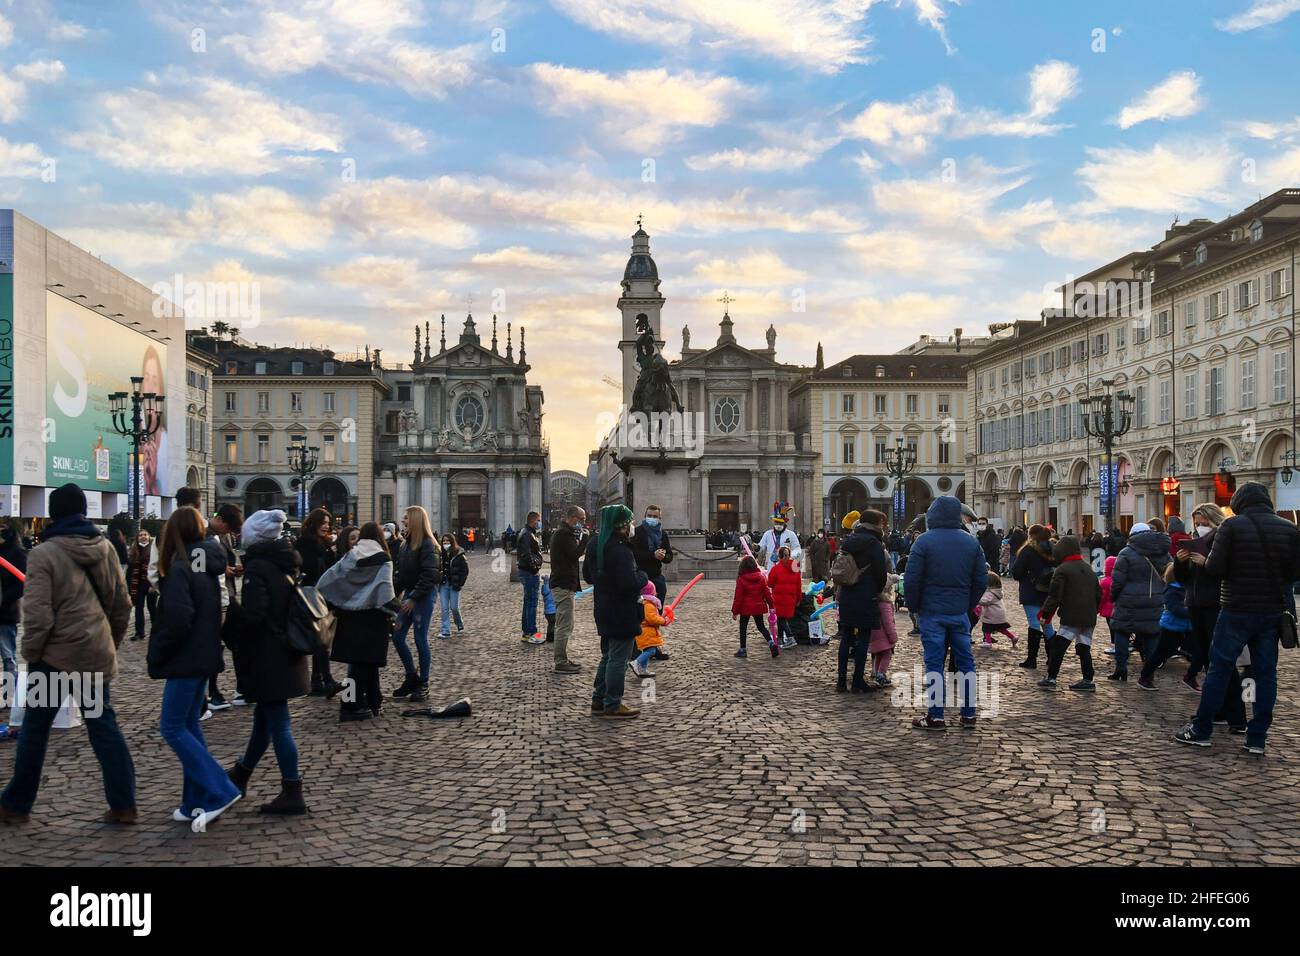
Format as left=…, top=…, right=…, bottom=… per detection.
left=582, top=505, right=647, bottom=719
left=148, top=506, right=242, bottom=830
left=228, top=509, right=309, bottom=815
left=1011, top=524, right=1057, bottom=669
left=296, top=507, right=342, bottom=697
left=390, top=506, right=441, bottom=703
left=320, top=522, right=395, bottom=722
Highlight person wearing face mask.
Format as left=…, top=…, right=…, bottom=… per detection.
left=517, top=511, right=545, bottom=643
left=630, top=505, right=674, bottom=604
left=807, top=528, right=831, bottom=583
left=1172, top=504, right=1229, bottom=697
left=583, top=505, right=647, bottom=719
left=758, top=503, right=801, bottom=572
left=438, top=533, right=468, bottom=639
left=548, top=506, right=587, bottom=674
left=976, top=517, right=1000, bottom=571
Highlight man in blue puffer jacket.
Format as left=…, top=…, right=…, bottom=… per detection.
left=904, top=496, right=988, bottom=730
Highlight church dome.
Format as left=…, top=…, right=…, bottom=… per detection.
left=624, top=224, right=658, bottom=281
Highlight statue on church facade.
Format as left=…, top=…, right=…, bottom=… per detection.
left=630, top=314, right=683, bottom=414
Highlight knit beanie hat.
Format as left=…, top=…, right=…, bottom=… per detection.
left=49, top=483, right=87, bottom=520
left=242, top=509, right=286, bottom=547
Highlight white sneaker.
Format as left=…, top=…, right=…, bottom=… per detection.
left=191, top=794, right=241, bottom=833
left=172, top=808, right=192, bottom=823
left=231, top=693, right=248, bottom=706
left=199, top=708, right=214, bottom=721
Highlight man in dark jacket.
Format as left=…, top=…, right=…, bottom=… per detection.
left=976, top=517, right=1000, bottom=570
left=1176, top=483, right=1300, bottom=753
left=630, top=504, right=673, bottom=603
left=1108, top=522, right=1170, bottom=680
left=835, top=511, right=889, bottom=692
left=904, top=496, right=987, bottom=730
left=548, top=506, right=587, bottom=674
left=517, top=511, right=544, bottom=642
left=1037, top=535, right=1101, bottom=690
left=807, top=529, right=831, bottom=582
left=582, top=505, right=647, bottom=719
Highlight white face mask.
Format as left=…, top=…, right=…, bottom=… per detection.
left=978, top=523, right=988, bottom=531
left=1196, top=524, right=1213, bottom=538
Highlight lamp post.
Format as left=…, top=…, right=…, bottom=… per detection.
left=884, top=436, right=917, bottom=527
left=287, top=440, right=320, bottom=520
left=109, top=376, right=163, bottom=534
left=1081, top=378, right=1134, bottom=534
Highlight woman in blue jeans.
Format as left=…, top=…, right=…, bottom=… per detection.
left=227, top=509, right=310, bottom=815
left=391, top=506, right=440, bottom=702
left=148, top=506, right=242, bottom=831
left=1011, top=525, right=1056, bottom=668
left=439, top=533, right=468, bottom=637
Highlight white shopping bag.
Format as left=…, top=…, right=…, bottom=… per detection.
left=808, top=618, right=831, bottom=645
left=7, top=668, right=82, bottom=729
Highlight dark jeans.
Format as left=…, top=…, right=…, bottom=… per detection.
left=1192, top=609, right=1281, bottom=748
left=310, top=648, right=335, bottom=690
left=1187, top=605, right=1219, bottom=680
left=0, top=664, right=136, bottom=814
left=837, top=625, right=869, bottom=684
left=240, top=700, right=300, bottom=781
left=738, top=615, right=770, bottom=648
left=343, top=663, right=383, bottom=714
left=1139, top=629, right=1194, bottom=681
left=134, top=588, right=158, bottom=638
left=392, top=589, right=435, bottom=681
left=591, top=634, right=636, bottom=710
left=520, top=571, right=540, bottom=636
left=649, top=574, right=667, bottom=605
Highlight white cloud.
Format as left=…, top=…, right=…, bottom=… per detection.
left=1216, top=0, right=1300, bottom=32
left=71, top=77, right=343, bottom=175
left=185, top=187, right=335, bottom=257
left=1115, top=70, right=1203, bottom=129
left=1263, top=148, right=1300, bottom=186
left=219, top=0, right=477, bottom=98
left=527, top=64, right=749, bottom=150
left=1037, top=219, right=1151, bottom=263
left=1076, top=143, right=1236, bottom=214
left=841, top=87, right=958, bottom=159
left=0, top=59, right=65, bottom=122
left=870, top=163, right=1058, bottom=245
left=844, top=230, right=991, bottom=284
left=470, top=246, right=578, bottom=272
left=13, top=60, right=65, bottom=83
left=0, top=136, right=45, bottom=177
left=691, top=250, right=805, bottom=286
left=1027, top=61, right=1081, bottom=119
left=684, top=139, right=838, bottom=172
left=0, top=13, right=11, bottom=47
left=48, top=20, right=89, bottom=41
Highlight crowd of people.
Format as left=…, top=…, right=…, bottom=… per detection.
left=0, top=476, right=1295, bottom=829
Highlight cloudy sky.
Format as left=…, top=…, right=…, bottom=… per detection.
left=3, top=0, right=1300, bottom=471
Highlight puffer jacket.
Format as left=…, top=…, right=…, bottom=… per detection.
left=1010, top=540, right=1055, bottom=607
left=147, top=540, right=227, bottom=679
left=978, top=587, right=1008, bottom=626
left=20, top=516, right=132, bottom=678
left=838, top=524, right=889, bottom=630
left=394, top=537, right=440, bottom=601
left=232, top=538, right=310, bottom=703
left=1109, top=529, right=1171, bottom=635
left=1099, top=556, right=1117, bottom=618
left=1159, top=582, right=1192, bottom=632
left=732, top=569, right=773, bottom=617
left=1173, top=528, right=1219, bottom=609
left=768, top=558, right=803, bottom=619
left=442, top=549, right=469, bottom=590
left=636, top=599, right=666, bottom=651
left=1039, top=536, right=1101, bottom=629
left=903, top=497, right=986, bottom=619
left=1206, top=482, right=1300, bottom=613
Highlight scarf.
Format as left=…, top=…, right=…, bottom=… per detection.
left=315, top=540, right=395, bottom=610
left=643, top=520, right=663, bottom=552
left=596, top=504, right=633, bottom=575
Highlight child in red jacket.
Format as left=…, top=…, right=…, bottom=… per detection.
left=768, top=546, right=803, bottom=650
left=732, top=556, right=777, bottom=658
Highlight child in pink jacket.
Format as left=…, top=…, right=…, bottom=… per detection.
left=978, top=571, right=1018, bottom=648
left=868, top=571, right=900, bottom=686
left=1099, top=555, right=1117, bottom=654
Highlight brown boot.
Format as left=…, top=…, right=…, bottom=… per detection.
left=103, top=808, right=138, bottom=824
left=228, top=762, right=252, bottom=797
left=0, top=805, right=30, bottom=825
left=259, top=778, right=307, bottom=815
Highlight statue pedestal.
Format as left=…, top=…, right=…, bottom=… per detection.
left=623, top=454, right=695, bottom=533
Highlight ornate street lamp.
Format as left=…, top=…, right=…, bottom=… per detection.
left=885, top=436, right=917, bottom=526
left=1081, top=378, right=1134, bottom=533
left=109, top=376, right=164, bottom=532
left=287, top=439, right=320, bottom=519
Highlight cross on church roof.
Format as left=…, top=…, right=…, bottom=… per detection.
left=636, top=212, right=643, bottom=229
left=465, top=292, right=475, bottom=312
left=718, top=291, right=735, bottom=310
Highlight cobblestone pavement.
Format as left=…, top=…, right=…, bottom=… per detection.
left=2, top=552, right=1299, bottom=866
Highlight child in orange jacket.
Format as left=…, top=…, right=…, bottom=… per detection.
left=630, top=580, right=668, bottom=678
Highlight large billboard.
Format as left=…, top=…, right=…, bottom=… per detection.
left=45, top=291, right=167, bottom=495
left=0, top=273, right=13, bottom=486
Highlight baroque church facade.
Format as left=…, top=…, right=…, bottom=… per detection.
left=374, top=314, right=548, bottom=536
left=592, top=224, right=817, bottom=532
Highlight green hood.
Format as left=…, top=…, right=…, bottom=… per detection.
left=596, top=504, right=633, bottom=575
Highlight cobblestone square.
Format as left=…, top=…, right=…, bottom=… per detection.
left=2, top=553, right=1298, bottom=866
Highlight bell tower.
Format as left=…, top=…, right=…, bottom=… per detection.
left=617, top=217, right=664, bottom=408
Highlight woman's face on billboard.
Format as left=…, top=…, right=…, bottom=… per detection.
left=141, top=348, right=165, bottom=495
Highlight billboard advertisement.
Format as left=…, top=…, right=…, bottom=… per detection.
left=45, top=291, right=167, bottom=495
left=0, top=273, right=13, bottom=486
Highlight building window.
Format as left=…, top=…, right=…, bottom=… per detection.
left=937, top=394, right=950, bottom=416
left=1135, top=385, right=1147, bottom=428
left=225, top=435, right=237, bottom=465
left=1208, top=366, right=1225, bottom=415
left=1092, top=332, right=1109, bottom=357
left=842, top=366, right=853, bottom=378
left=906, top=394, right=918, bottom=414
left=938, top=442, right=951, bottom=464
left=323, top=361, right=335, bottom=375
left=1183, top=300, right=1196, bottom=327
left=907, top=439, right=918, bottom=460
left=291, top=360, right=304, bottom=375
left=1158, top=379, right=1171, bottom=424
left=1242, top=357, right=1256, bottom=409
left=1057, top=345, right=1070, bottom=368
left=397, top=384, right=412, bottom=402
left=1207, top=290, right=1228, bottom=318
left=1156, top=310, right=1172, bottom=336
left=1195, top=244, right=1208, bottom=265
left=257, top=434, right=269, bottom=463
left=1057, top=405, right=1070, bottom=441
left=381, top=495, right=393, bottom=523
left=1267, top=267, right=1291, bottom=299
left=1001, top=366, right=1009, bottom=386
left=225, top=391, right=236, bottom=412
left=225, top=360, right=238, bottom=375
left=255, top=361, right=267, bottom=375
left=257, top=391, right=270, bottom=414
left=1250, top=219, right=1264, bottom=243
left=874, top=440, right=887, bottom=463
left=874, top=365, right=885, bottom=378
left=1273, top=349, right=1289, bottom=403
left=1040, top=351, right=1053, bottom=374
left=1115, top=325, right=1127, bottom=349
left=1235, top=279, right=1259, bottom=311
left=323, top=391, right=336, bottom=414
left=714, top=397, right=741, bottom=434
left=455, top=395, right=485, bottom=434
left=842, top=394, right=855, bottom=415
left=322, top=433, right=336, bottom=463
left=842, top=439, right=855, bottom=464
left=874, top=394, right=886, bottom=415
left=1183, top=372, right=1197, bottom=420
left=290, top=392, right=303, bottom=413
